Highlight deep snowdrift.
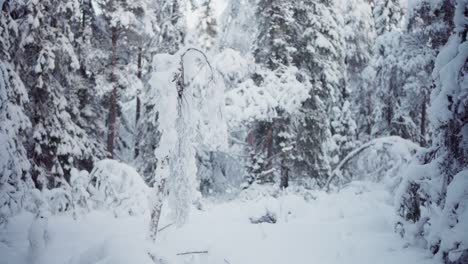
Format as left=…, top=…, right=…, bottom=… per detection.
left=0, top=182, right=438, bottom=264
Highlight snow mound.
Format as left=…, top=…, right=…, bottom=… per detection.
left=87, top=159, right=150, bottom=216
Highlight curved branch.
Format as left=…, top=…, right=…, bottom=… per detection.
left=325, top=140, right=378, bottom=191
left=180, top=47, right=214, bottom=86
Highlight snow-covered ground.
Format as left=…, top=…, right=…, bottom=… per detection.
left=0, top=182, right=438, bottom=264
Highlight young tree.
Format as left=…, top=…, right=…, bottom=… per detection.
left=135, top=0, right=186, bottom=184
left=148, top=49, right=226, bottom=240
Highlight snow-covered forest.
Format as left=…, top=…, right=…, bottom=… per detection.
left=0, top=0, right=467, bottom=263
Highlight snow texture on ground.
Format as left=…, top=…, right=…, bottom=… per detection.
left=0, top=182, right=438, bottom=264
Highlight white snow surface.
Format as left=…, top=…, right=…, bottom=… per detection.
left=0, top=181, right=438, bottom=264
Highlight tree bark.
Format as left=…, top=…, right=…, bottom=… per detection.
left=106, top=27, right=118, bottom=158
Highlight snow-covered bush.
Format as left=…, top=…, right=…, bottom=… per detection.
left=87, top=159, right=150, bottom=216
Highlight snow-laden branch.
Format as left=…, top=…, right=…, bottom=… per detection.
left=325, top=136, right=421, bottom=191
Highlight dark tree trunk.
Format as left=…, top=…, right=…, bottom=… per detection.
left=420, top=94, right=427, bottom=147
left=134, top=46, right=142, bottom=158
left=280, top=155, right=289, bottom=189
left=107, top=27, right=118, bottom=158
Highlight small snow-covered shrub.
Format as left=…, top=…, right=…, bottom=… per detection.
left=87, top=159, right=150, bottom=216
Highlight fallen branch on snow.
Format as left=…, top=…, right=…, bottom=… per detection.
left=158, top=222, right=175, bottom=232
left=176, top=251, right=209, bottom=256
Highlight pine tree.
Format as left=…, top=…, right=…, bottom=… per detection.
left=292, top=0, right=354, bottom=186
left=11, top=0, right=101, bottom=190
left=367, top=0, right=453, bottom=146
left=396, top=1, right=467, bottom=261
left=246, top=0, right=296, bottom=187
left=338, top=0, right=375, bottom=142
left=254, top=0, right=294, bottom=70
left=0, top=58, right=32, bottom=222
left=373, top=0, right=405, bottom=35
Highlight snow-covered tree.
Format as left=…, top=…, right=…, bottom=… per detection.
left=135, top=0, right=187, bottom=182
left=243, top=0, right=297, bottom=187
left=195, top=0, right=218, bottom=51
left=254, top=0, right=294, bottom=70
left=373, top=0, right=405, bottom=35
left=367, top=0, right=455, bottom=146
left=0, top=61, right=32, bottom=224
left=147, top=49, right=227, bottom=239
left=219, top=0, right=257, bottom=54
left=152, top=0, right=186, bottom=55
left=395, top=1, right=468, bottom=262
left=291, top=0, right=355, bottom=186
left=11, top=0, right=102, bottom=189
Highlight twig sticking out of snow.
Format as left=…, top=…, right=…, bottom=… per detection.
left=176, top=251, right=208, bottom=256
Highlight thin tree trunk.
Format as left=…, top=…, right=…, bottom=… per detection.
left=106, top=27, right=118, bottom=158
left=134, top=46, right=142, bottom=158
left=280, top=154, right=289, bottom=189
left=149, top=179, right=166, bottom=242
left=279, top=118, right=289, bottom=189
left=265, top=124, right=274, bottom=183
left=420, top=94, right=427, bottom=147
